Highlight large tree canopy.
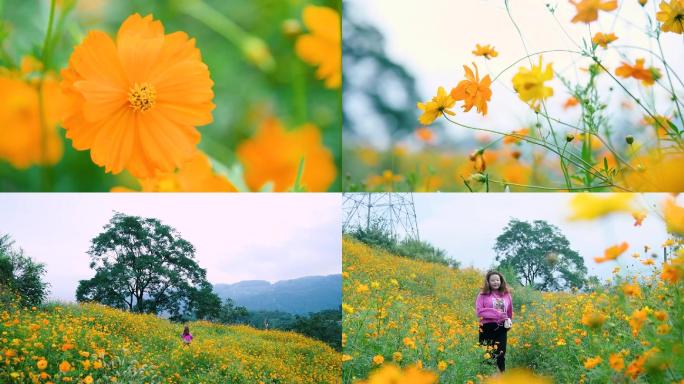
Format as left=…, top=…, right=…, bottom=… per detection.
left=76, top=213, right=220, bottom=320
left=493, top=219, right=587, bottom=291
left=0, top=234, right=49, bottom=306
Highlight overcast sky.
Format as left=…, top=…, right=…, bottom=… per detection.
left=347, top=0, right=684, bottom=148
left=0, top=194, right=341, bottom=302
left=408, top=193, right=675, bottom=281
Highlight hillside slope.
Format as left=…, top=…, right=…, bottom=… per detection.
left=0, top=302, right=340, bottom=384
left=342, top=238, right=683, bottom=383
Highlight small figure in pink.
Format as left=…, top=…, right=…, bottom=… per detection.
left=181, top=325, right=193, bottom=346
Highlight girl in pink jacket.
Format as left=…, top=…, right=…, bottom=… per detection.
left=475, top=271, right=513, bottom=372
left=181, top=325, right=193, bottom=346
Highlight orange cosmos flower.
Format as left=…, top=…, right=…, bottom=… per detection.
left=632, top=211, right=646, bottom=226
left=594, top=242, right=628, bottom=263
left=112, top=152, right=236, bottom=192
left=236, top=117, right=336, bottom=192
left=295, top=5, right=341, bottom=88
left=472, top=44, right=498, bottom=59
left=415, top=127, right=435, bottom=143
left=609, top=353, right=625, bottom=372
left=450, top=63, right=492, bottom=116
left=628, top=308, right=648, bottom=336
left=563, top=97, right=579, bottom=109
left=592, top=32, right=618, bottom=48
left=503, top=128, right=530, bottom=144
left=61, top=13, right=215, bottom=178
left=615, top=58, right=661, bottom=86
left=625, top=153, right=684, bottom=191
left=584, top=356, right=602, bottom=370
left=570, top=0, right=618, bottom=23
left=0, top=58, right=65, bottom=168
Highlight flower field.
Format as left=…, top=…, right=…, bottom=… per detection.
left=342, top=229, right=683, bottom=383
left=343, top=0, right=684, bottom=192
left=0, top=302, right=341, bottom=383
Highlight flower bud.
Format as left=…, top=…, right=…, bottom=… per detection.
left=625, top=135, right=634, bottom=145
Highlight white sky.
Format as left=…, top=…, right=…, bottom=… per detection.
left=0, top=194, right=341, bottom=302
left=410, top=193, right=676, bottom=281
left=348, top=0, right=684, bottom=148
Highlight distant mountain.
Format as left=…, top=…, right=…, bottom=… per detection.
left=213, top=275, right=342, bottom=315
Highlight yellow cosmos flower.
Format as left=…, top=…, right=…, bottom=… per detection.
left=472, top=44, right=498, bottom=59
left=629, top=308, right=648, bottom=336
left=567, top=193, right=634, bottom=220
left=484, top=369, right=551, bottom=384
left=356, top=364, right=437, bottom=384
left=37, top=359, right=48, bottom=370
left=295, top=5, right=341, bottom=88
left=372, top=355, right=385, bottom=365
left=236, top=117, right=336, bottom=192
left=0, top=59, right=65, bottom=169
left=663, top=197, right=684, bottom=236
left=450, top=63, right=492, bottom=116
left=437, top=361, right=447, bottom=371
left=656, top=0, right=684, bottom=34
left=592, top=32, right=618, bottom=48
left=511, top=57, right=554, bottom=110
left=570, top=0, right=618, bottom=23
left=622, top=283, right=642, bottom=297
left=417, top=87, right=456, bottom=125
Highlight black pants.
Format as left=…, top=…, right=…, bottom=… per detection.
left=479, top=322, right=508, bottom=371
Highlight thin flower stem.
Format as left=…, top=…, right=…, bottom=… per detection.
left=38, top=0, right=57, bottom=191
left=492, top=49, right=583, bottom=83
left=440, top=112, right=625, bottom=189
left=612, top=45, right=684, bottom=89
left=505, top=0, right=572, bottom=189
left=487, top=178, right=617, bottom=191
left=592, top=59, right=678, bottom=148
left=655, top=34, right=684, bottom=131
left=536, top=110, right=636, bottom=172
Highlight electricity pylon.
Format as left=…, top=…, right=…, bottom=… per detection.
left=342, top=193, right=419, bottom=240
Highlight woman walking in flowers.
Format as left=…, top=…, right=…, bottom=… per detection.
left=475, top=271, right=513, bottom=372
left=181, top=325, right=193, bottom=346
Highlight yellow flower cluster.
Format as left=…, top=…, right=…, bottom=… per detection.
left=0, top=303, right=340, bottom=383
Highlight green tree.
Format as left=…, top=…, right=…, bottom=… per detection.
left=0, top=234, right=49, bottom=306
left=217, top=298, right=249, bottom=324
left=288, top=308, right=342, bottom=351
left=76, top=213, right=220, bottom=319
left=493, top=219, right=587, bottom=291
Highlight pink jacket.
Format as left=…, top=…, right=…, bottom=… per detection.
left=475, top=291, right=513, bottom=325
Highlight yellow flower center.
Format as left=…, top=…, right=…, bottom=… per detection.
left=128, top=83, right=156, bottom=112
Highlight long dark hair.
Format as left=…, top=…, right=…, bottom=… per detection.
left=480, top=271, right=510, bottom=294
left=182, top=325, right=190, bottom=336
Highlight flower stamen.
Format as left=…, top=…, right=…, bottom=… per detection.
left=128, top=83, right=156, bottom=112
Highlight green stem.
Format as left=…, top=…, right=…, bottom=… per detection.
left=488, top=178, right=613, bottom=191
left=441, top=112, right=630, bottom=191
left=655, top=34, right=684, bottom=132
left=593, top=58, right=682, bottom=149
left=38, top=0, right=57, bottom=191
left=177, top=0, right=275, bottom=73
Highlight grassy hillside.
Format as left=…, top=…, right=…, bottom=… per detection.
left=0, top=302, right=340, bottom=383
left=342, top=237, right=683, bottom=383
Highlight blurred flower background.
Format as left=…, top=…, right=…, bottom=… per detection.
left=0, top=0, right=341, bottom=191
